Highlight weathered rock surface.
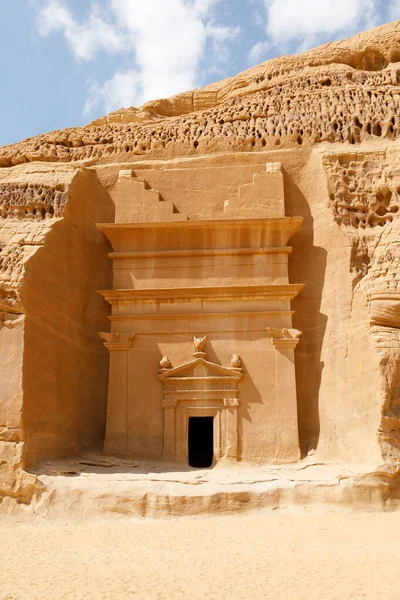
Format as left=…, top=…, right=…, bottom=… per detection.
left=2, top=22, right=400, bottom=514
left=1, top=22, right=400, bottom=168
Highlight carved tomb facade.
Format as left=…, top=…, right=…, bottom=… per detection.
left=99, top=163, right=303, bottom=465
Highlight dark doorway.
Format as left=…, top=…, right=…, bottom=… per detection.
left=188, top=416, right=214, bottom=468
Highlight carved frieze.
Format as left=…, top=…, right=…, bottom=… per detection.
left=165, top=381, right=236, bottom=393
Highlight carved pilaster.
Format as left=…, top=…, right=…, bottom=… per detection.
left=100, top=332, right=135, bottom=456
left=162, top=398, right=178, bottom=460
left=223, top=398, right=240, bottom=459
left=266, top=327, right=302, bottom=460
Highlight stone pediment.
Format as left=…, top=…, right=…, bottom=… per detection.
left=159, top=357, right=242, bottom=381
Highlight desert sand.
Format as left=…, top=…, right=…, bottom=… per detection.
left=1, top=511, right=400, bottom=599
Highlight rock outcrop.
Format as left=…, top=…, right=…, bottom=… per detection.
left=2, top=21, right=400, bottom=513
left=1, top=22, right=400, bottom=168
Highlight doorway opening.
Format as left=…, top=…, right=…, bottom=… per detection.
left=188, top=416, right=214, bottom=468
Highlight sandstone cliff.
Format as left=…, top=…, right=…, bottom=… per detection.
left=2, top=21, right=400, bottom=510
left=1, top=21, right=400, bottom=166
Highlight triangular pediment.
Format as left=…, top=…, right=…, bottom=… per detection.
left=159, top=358, right=242, bottom=381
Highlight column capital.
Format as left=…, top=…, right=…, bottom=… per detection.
left=266, top=327, right=302, bottom=350
left=162, top=397, right=178, bottom=409
left=100, top=332, right=135, bottom=351
left=223, top=398, right=240, bottom=408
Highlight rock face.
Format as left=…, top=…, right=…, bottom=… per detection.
left=2, top=22, right=400, bottom=167
left=2, top=21, right=400, bottom=510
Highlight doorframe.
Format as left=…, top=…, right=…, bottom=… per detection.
left=187, top=415, right=215, bottom=468
left=182, top=407, right=222, bottom=464
left=159, top=355, right=242, bottom=462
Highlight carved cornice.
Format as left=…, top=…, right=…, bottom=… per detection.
left=266, top=327, right=302, bottom=350
left=99, top=284, right=304, bottom=305
left=99, top=332, right=135, bottom=351
left=158, top=357, right=243, bottom=381
left=110, top=310, right=295, bottom=322
left=96, top=217, right=303, bottom=255
left=97, top=217, right=303, bottom=233
left=160, top=352, right=242, bottom=409
left=109, top=247, right=293, bottom=260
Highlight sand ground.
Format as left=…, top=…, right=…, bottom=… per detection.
left=1, top=511, right=400, bottom=600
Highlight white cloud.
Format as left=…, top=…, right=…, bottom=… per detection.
left=253, top=10, right=265, bottom=28
left=37, top=0, right=239, bottom=116
left=206, top=20, right=240, bottom=62
left=388, top=0, right=400, bottom=19
left=248, top=41, right=270, bottom=64
left=37, top=1, right=127, bottom=61
left=37, top=0, right=387, bottom=119
left=84, top=70, right=140, bottom=116
left=192, top=0, right=219, bottom=16
left=261, top=0, right=379, bottom=50
left=109, top=0, right=213, bottom=104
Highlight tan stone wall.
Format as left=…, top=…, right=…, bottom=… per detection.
left=0, top=322, right=24, bottom=497
left=98, top=153, right=285, bottom=220
left=283, top=148, right=382, bottom=463
left=21, top=168, right=114, bottom=467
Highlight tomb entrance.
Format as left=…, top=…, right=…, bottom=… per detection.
left=159, top=345, right=243, bottom=463
left=188, top=416, right=214, bottom=468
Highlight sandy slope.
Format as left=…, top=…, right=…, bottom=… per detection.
left=1, top=511, right=400, bottom=599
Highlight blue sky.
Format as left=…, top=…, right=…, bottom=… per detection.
left=0, top=0, right=398, bottom=146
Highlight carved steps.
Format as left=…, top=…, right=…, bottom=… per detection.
left=115, top=169, right=187, bottom=223
left=223, top=162, right=285, bottom=218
